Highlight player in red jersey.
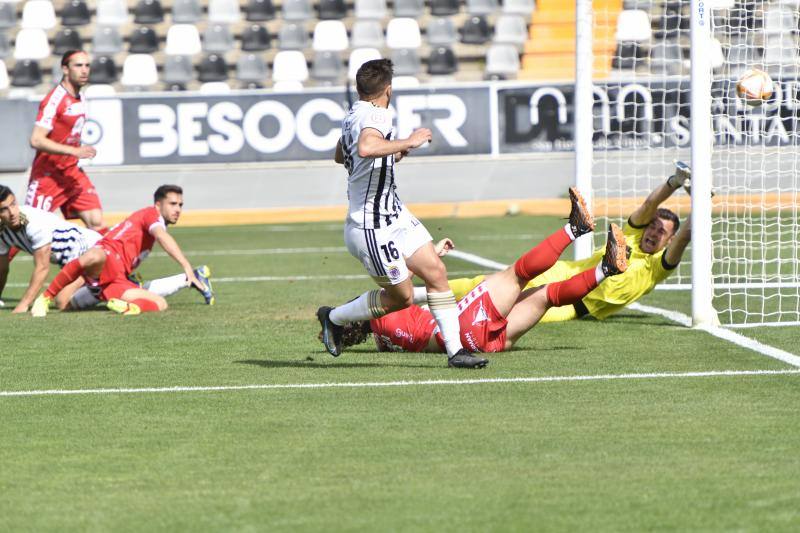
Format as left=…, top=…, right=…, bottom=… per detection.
left=26, top=49, right=105, bottom=232
left=321, top=189, right=629, bottom=355
left=31, top=185, right=214, bottom=316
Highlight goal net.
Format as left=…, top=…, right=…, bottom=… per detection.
left=586, top=0, right=800, bottom=327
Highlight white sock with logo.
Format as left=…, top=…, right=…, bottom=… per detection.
left=329, top=290, right=385, bottom=325
left=427, top=290, right=464, bottom=356
left=144, top=273, right=189, bottom=297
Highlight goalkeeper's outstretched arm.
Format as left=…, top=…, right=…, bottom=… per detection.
left=664, top=214, right=691, bottom=267
left=629, top=161, right=690, bottom=226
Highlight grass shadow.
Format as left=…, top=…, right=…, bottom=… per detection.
left=235, top=359, right=434, bottom=369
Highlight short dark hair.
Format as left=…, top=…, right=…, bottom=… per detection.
left=356, top=59, right=393, bottom=99
left=61, top=50, right=86, bottom=67
left=154, top=185, right=183, bottom=203
left=0, top=184, right=12, bottom=203
left=656, top=207, right=680, bottom=234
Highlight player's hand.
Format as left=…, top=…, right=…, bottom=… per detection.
left=12, top=303, right=28, bottom=314
left=407, top=128, right=432, bottom=149
left=186, top=272, right=206, bottom=292
left=75, top=145, right=97, bottom=159
left=667, top=160, right=691, bottom=189
left=434, top=238, right=454, bottom=257
left=395, top=149, right=410, bottom=162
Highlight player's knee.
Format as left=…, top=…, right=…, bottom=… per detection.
left=156, top=297, right=168, bottom=311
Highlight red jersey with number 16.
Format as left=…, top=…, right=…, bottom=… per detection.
left=31, top=84, right=86, bottom=173
left=100, top=206, right=166, bottom=274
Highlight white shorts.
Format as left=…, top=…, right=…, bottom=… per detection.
left=344, top=209, right=433, bottom=286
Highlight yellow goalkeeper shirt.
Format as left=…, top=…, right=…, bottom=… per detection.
left=449, top=222, right=679, bottom=321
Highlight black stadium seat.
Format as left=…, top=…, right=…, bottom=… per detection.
left=53, top=28, right=83, bottom=55
left=317, top=0, right=347, bottom=20
left=12, top=59, right=42, bottom=87
left=461, top=15, right=491, bottom=44
left=427, top=46, right=457, bottom=75
left=134, top=0, right=165, bottom=25
left=61, top=0, right=91, bottom=26
left=431, top=0, right=459, bottom=16
left=198, top=53, right=229, bottom=82
left=129, top=26, right=159, bottom=53
left=89, top=56, right=118, bottom=84
left=246, top=0, right=275, bottom=21
left=241, top=24, right=272, bottom=51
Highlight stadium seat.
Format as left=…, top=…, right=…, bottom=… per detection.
left=84, top=83, right=117, bottom=97
left=272, top=50, right=308, bottom=87
left=204, top=24, right=235, bottom=53
left=466, top=0, right=496, bottom=16
left=312, top=20, right=349, bottom=52
left=649, top=40, right=683, bottom=75
left=501, top=0, right=534, bottom=19
left=0, top=4, right=15, bottom=31
left=318, top=0, right=347, bottom=19
left=54, top=28, right=83, bottom=55
left=485, top=43, right=519, bottom=78
left=241, top=24, right=271, bottom=51
left=11, top=59, right=42, bottom=87
left=392, top=75, right=419, bottom=88
left=61, top=0, right=91, bottom=26
left=311, top=50, right=343, bottom=83
left=391, top=48, right=420, bottom=75
left=764, top=8, right=794, bottom=34
left=236, top=52, right=268, bottom=86
left=616, top=10, right=651, bottom=42
left=14, top=29, right=50, bottom=60
left=612, top=42, right=644, bottom=70
left=129, top=26, right=158, bottom=54
left=427, top=17, right=458, bottom=46
left=166, top=24, right=202, bottom=55
left=348, top=47, right=381, bottom=79
left=96, top=0, right=129, bottom=27
left=199, top=81, right=230, bottom=93
left=0, top=60, right=7, bottom=90
left=350, top=20, right=384, bottom=49
left=92, top=26, right=123, bottom=54
left=209, top=0, right=241, bottom=24
left=283, top=0, right=313, bottom=21
left=134, top=0, right=164, bottom=24
left=430, top=0, right=460, bottom=17
left=89, top=55, right=117, bottom=84
left=21, top=1, right=57, bottom=30
left=162, top=54, right=194, bottom=85
left=394, top=0, right=423, bottom=18
left=198, top=53, right=229, bottom=82
left=654, top=4, right=682, bottom=40
left=492, top=15, right=527, bottom=47
left=355, top=0, right=387, bottom=20
left=386, top=18, right=421, bottom=49
left=0, top=32, right=9, bottom=59
left=122, top=54, right=158, bottom=87
left=278, top=23, right=308, bottom=50
left=461, top=15, right=491, bottom=44
left=709, top=37, right=724, bottom=70
left=427, top=46, right=457, bottom=75
left=246, top=0, right=275, bottom=21
left=172, top=0, right=203, bottom=23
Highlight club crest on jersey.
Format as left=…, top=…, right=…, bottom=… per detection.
left=387, top=265, right=402, bottom=281
left=370, top=112, right=385, bottom=123
left=472, top=301, right=489, bottom=326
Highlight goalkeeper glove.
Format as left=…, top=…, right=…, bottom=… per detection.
left=667, top=160, right=692, bottom=189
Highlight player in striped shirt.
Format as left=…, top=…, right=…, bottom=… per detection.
left=0, top=185, right=101, bottom=313
left=317, top=58, right=487, bottom=369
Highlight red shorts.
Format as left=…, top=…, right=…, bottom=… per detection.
left=26, top=166, right=102, bottom=219
left=452, top=282, right=508, bottom=353
left=84, top=245, right=137, bottom=302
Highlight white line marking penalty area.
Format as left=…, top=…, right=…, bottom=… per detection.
left=2, top=369, right=798, bottom=398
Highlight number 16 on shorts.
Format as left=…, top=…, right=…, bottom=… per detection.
left=349, top=229, right=409, bottom=286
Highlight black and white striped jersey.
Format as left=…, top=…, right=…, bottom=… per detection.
left=341, top=100, right=403, bottom=229
left=0, top=206, right=101, bottom=266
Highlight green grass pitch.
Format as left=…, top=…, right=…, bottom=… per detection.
left=2, top=215, right=799, bottom=531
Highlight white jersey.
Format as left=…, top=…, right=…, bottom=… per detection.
left=341, top=100, right=403, bottom=230
left=0, top=206, right=101, bottom=266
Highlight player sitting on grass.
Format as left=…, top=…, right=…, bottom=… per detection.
left=321, top=188, right=628, bottom=354
left=30, top=185, right=214, bottom=316
left=448, top=161, right=694, bottom=323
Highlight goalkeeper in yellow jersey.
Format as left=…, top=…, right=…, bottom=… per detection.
left=449, top=161, right=694, bottom=322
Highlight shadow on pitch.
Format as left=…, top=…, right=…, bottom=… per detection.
left=235, top=358, right=434, bottom=369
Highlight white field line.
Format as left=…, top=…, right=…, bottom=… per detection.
left=2, top=369, right=799, bottom=398
left=13, top=246, right=349, bottom=262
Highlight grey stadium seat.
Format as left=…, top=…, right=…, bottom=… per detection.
left=311, top=50, right=344, bottom=83
left=427, top=17, right=457, bottom=46
left=493, top=15, right=527, bottom=47
left=172, top=0, right=203, bottom=23
left=163, top=55, right=194, bottom=85
left=394, top=0, right=424, bottom=18
left=391, top=48, right=420, bottom=75
left=204, top=24, right=235, bottom=53
left=237, top=53, right=269, bottom=85
left=0, top=3, right=15, bottom=30
left=278, top=23, right=309, bottom=50
left=466, top=0, right=497, bottom=16
left=350, top=20, right=384, bottom=49
left=93, top=26, right=124, bottom=54
left=283, top=0, right=313, bottom=21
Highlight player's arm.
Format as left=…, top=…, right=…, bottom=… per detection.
left=152, top=227, right=204, bottom=290
left=663, top=214, right=691, bottom=268
left=629, top=162, right=690, bottom=226
left=14, top=244, right=51, bottom=313
left=358, top=128, right=431, bottom=158
left=0, top=253, right=9, bottom=306
left=334, top=138, right=344, bottom=164
left=29, top=126, right=96, bottom=159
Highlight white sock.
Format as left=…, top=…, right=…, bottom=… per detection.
left=144, top=273, right=188, bottom=297
left=427, top=290, right=464, bottom=356
left=412, top=286, right=428, bottom=305
left=329, top=290, right=384, bottom=325
left=564, top=223, right=577, bottom=241
left=595, top=263, right=606, bottom=284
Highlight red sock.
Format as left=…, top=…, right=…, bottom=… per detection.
left=514, top=227, right=572, bottom=281
left=131, top=298, right=160, bottom=312
left=8, top=247, right=20, bottom=261
left=45, top=259, right=84, bottom=298
left=546, top=268, right=598, bottom=307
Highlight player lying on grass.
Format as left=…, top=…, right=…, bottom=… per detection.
left=0, top=184, right=101, bottom=313
left=448, top=161, right=694, bottom=323
left=321, top=188, right=628, bottom=354
left=30, top=185, right=214, bottom=317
